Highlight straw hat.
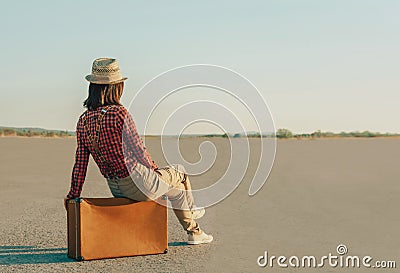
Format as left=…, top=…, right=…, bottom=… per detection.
left=85, top=58, right=128, bottom=84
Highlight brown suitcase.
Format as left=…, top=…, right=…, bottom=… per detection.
left=67, top=197, right=168, bottom=261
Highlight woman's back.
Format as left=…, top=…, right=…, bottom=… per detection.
left=68, top=104, right=157, bottom=199
left=78, top=105, right=131, bottom=179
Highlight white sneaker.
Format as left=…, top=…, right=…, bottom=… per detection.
left=188, top=231, right=213, bottom=245
left=191, top=207, right=205, bottom=220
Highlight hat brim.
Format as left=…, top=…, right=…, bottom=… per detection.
left=85, top=75, right=128, bottom=84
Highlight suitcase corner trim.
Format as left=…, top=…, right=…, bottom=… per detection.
left=67, top=198, right=82, bottom=261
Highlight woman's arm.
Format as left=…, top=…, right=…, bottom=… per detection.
left=67, top=127, right=90, bottom=199
left=119, top=109, right=158, bottom=170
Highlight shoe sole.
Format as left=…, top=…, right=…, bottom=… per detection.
left=187, top=237, right=213, bottom=245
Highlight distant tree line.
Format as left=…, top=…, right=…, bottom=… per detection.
left=276, top=129, right=400, bottom=139
left=1, top=127, right=399, bottom=139
left=0, top=128, right=74, bottom=137
left=203, top=129, right=400, bottom=139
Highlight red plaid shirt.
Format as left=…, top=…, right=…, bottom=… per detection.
left=67, top=105, right=158, bottom=199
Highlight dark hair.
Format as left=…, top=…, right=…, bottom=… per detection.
left=83, top=82, right=124, bottom=110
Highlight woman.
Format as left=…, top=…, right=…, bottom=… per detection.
left=66, top=58, right=213, bottom=245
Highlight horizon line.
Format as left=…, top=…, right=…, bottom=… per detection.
left=1, top=126, right=400, bottom=136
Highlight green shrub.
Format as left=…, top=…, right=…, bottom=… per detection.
left=3, top=128, right=16, bottom=136
left=45, top=131, right=56, bottom=137
left=276, top=128, right=293, bottom=138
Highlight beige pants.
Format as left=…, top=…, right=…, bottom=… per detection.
left=107, top=163, right=201, bottom=235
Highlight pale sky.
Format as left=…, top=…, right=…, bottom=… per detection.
left=1, top=0, right=399, bottom=134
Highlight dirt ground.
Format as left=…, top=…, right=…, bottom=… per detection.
left=0, top=137, right=399, bottom=272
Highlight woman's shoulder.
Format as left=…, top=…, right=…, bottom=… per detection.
left=76, top=105, right=128, bottom=124
left=74, top=110, right=88, bottom=132
left=106, top=105, right=129, bottom=120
